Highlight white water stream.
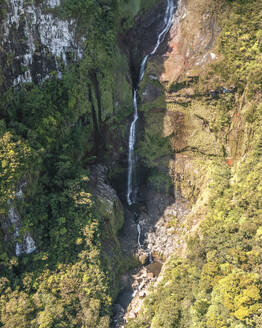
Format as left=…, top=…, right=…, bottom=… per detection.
left=127, top=0, right=175, bottom=207
left=137, top=223, right=142, bottom=247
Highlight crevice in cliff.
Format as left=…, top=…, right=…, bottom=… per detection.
left=175, top=145, right=222, bottom=157
left=119, top=1, right=167, bottom=89
left=88, top=84, right=100, bottom=157
left=90, top=71, right=103, bottom=128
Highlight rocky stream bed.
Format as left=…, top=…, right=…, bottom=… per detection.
left=111, top=187, right=189, bottom=327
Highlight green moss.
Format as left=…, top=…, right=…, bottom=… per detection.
left=140, top=95, right=166, bottom=112
left=95, top=196, right=124, bottom=237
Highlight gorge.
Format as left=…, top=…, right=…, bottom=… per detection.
left=0, top=0, right=262, bottom=327
left=120, top=2, right=176, bottom=323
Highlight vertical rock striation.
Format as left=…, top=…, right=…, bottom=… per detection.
left=1, top=0, right=84, bottom=88
left=7, top=183, right=36, bottom=256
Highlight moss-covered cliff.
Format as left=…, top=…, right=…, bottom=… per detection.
left=0, top=0, right=164, bottom=327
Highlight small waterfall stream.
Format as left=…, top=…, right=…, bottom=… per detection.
left=127, top=0, right=175, bottom=247
left=137, top=223, right=142, bottom=248
left=127, top=90, right=139, bottom=206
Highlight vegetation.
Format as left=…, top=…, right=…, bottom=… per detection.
left=0, top=0, right=146, bottom=326
left=1, top=0, right=261, bottom=326
left=127, top=0, right=262, bottom=327
left=138, top=85, right=173, bottom=192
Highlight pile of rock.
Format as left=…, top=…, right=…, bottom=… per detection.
left=125, top=266, right=158, bottom=322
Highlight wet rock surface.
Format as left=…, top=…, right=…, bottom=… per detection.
left=120, top=0, right=172, bottom=85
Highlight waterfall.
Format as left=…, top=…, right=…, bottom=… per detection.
left=127, top=0, right=175, bottom=207
left=148, top=251, right=153, bottom=263
left=127, top=90, right=139, bottom=205
left=137, top=223, right=142, bottom=247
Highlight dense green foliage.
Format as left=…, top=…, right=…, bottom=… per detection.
left=127, top=1, right=262, bottom=327
left=1, top=0, right=261, bottom=326
left=0, top=0, right=142, bottom=326
left=0, top=75, right=114, bottom=327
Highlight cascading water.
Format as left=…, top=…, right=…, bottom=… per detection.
left=127, top=0, right=175, bottom=208
left=137, top=223, right=142, bottom=247
left=127, top=90, right=139, bottom=205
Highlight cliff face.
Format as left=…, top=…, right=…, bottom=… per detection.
left=126, top=0, right=262, bottom=326
left=0, top=0, right=84, bottom=89
left=137, top=0, right=260, bottom=242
